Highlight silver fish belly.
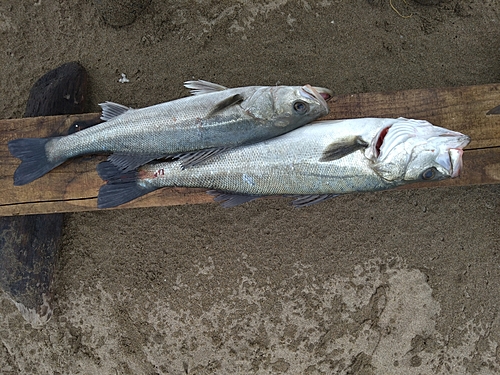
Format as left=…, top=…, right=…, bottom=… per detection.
left=8, top=80, right=332, bottom=185
left=97, top=117, right=470, bottom=208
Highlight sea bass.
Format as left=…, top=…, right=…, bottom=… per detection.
left=97, top=117, right=470, bottom=208
left=8, top=80, right=332, bottom=185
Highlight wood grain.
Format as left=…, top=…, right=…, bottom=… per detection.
left=1, top=84, right=499, bottom=216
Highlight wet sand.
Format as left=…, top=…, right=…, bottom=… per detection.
left=1, top=1, right=499, bottom=374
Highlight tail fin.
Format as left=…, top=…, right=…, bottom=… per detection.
left=8, top=138, right=62, bottom=185
left=96, top=161, right=156, bottom=209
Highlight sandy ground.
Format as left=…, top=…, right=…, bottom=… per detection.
left=1, top=0, right=499, bottom=374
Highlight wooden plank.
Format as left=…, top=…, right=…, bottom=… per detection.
left=324, top=83, right=500, bottom=149
left=0, top=84, right=499, bottom=216
left=1, top=148, right=498, bottom=217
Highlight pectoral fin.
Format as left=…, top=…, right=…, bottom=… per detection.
left=208, top=94, right=244, bottom=116
left=319, top=136, right=368, bottom=162
left=184, top=80, right=228, bottom=95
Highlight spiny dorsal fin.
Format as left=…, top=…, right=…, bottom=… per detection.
left=99, top=101, right=133, bottom=121
left=184, top=80, right=228, bottom=95
left=319, top=136, right=368, bottom=162
left=208, top=94, right=244, bottom=116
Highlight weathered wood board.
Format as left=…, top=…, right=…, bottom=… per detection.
left=1, top=84, right=499, bottom=216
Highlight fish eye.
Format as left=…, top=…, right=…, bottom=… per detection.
left=293, top=100, right=309, bottom=115
left=421, top=167, right=437, bottom=180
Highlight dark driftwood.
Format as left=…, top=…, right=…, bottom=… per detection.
left=0, top=83, right=499, bottom=217
left=0, top=62, right=87, bottom=327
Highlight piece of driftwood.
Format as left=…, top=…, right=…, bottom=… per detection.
left=0, top=83, right=498, bottom=216
left=0, top=62, right=88, bottom=327
left=0, top=214, right=63, bottom=326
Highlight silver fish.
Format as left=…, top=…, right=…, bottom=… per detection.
left=8, top=80, right=332, bottom=185
left=97, top=117, right=470, bottom=208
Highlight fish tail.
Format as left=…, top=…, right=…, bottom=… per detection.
left=96, top=161, right=156, bottom=209
left=8, top=138, right=62, bottom=185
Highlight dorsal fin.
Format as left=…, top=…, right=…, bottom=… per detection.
left=319, top=136, right=368, bottom=162
left=184, top=80, right=228, bottom=95
left=99, top=101, right=133, bottom=121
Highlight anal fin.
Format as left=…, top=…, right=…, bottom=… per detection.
left=291, top=194, right=338, bottom=208
left=487, top=104, right=500, bottom=115
left=207, top=191, right=261, bottom=208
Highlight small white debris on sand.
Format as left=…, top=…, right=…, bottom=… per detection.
left=118, top=73, right=130, bottom=83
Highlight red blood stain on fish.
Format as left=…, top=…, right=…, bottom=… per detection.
left=138, top=169, right=164, bottom=179
left=376, top=127, right=390, bottom=156
left=153, top=168, right=165, bottom=178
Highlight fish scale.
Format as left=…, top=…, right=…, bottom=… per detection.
left=97, top=117, right=470, bottom=208
left=46, top=95, right=242, bottom=159
left=9, top=80, right=331, bottom=186
left=142, top=140, right=382, bottom=195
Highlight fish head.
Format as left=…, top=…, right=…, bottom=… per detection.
left=241, top=85, right=332, bottom=127
left=368, top=118, right=470, bottom=183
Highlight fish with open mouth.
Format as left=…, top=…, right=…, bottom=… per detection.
left=96, top=117, right=470, bottom=208
left=8, top=80, right=332, bottom=185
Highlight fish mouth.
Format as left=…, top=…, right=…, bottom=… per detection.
left=440, top=133, right=471, bottom=149
left=312, top=86, right=334, bottom=101
left=439, top=134, right=470, bottom=177
left=448, top=148, right=464, bottom=178
left=300, top=85, right=333, bottom=107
